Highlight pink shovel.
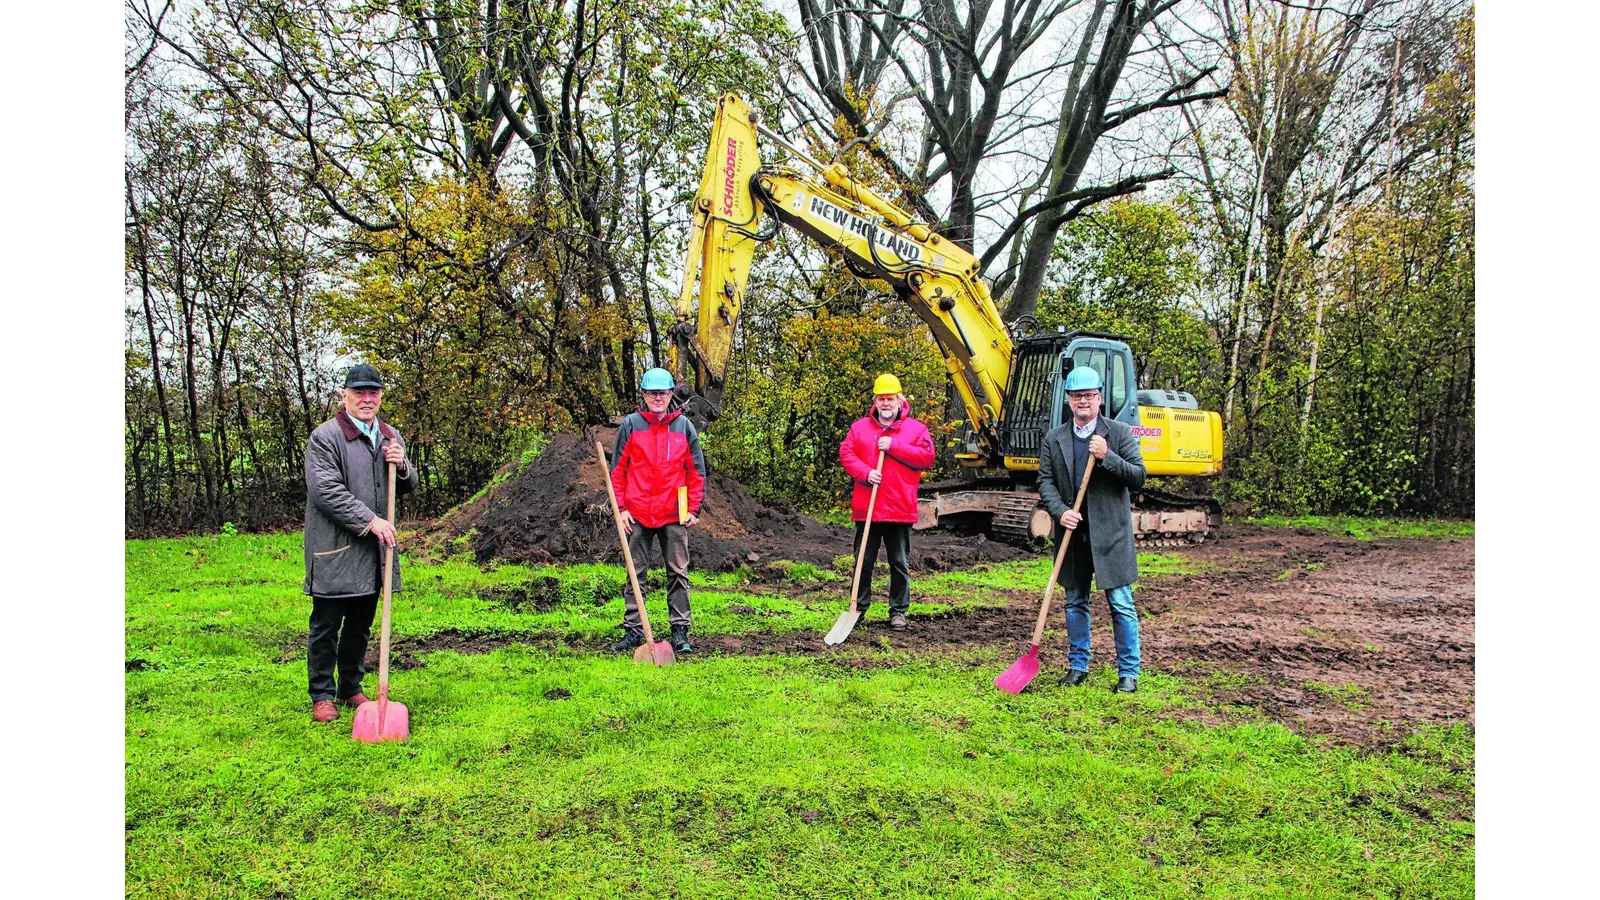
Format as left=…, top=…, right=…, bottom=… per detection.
left=994, top=455, right=1095, bottom=695
left=353, top=462, right=410, bottom=742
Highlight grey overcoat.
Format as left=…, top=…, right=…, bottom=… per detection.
left=303, top=410, right=419, bottom=598
left=1036, top=415, right=1146, bottom=591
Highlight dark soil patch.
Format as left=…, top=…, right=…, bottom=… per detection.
left=352, top=628, right=598, bottom=671
left=417, top=430, right=1027, bottom=573
left=126, top=658, right=155, bottom=673
left=1132, top=526, right=1474, bottom=747
left=542, top=688, right=572, bottom=700
left=697, top=603, right=1034, bottom=658
left=479, top=575, right=618, bottom=612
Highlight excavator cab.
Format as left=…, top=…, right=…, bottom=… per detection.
left=997, top=330, right=1139, bottom=468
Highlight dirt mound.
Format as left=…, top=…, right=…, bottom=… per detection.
left=419, top=430, right=1024, bottom=572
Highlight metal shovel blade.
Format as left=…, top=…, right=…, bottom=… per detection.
left=351, top=696, right=410, bottom=743
left=823, top=609, right=861, bottom=647
left=634, top=641, right=676, bottom=666
left=993, top=645, right=1041, bottom=695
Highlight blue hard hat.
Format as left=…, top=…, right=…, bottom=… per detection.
left=1065, top=366, right=1102, bottom=392
left=640, top=367, right=676, bottom=391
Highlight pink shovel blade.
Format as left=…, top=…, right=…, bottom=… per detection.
left=633, top=641, right=676, bottom=666
left=993, top=645, right=1041, bottom=695
left=351, top=696, right=410, bottom=743
left=650, top=641, right=676, bottom=666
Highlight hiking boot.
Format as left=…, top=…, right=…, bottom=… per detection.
left=312, top=700, right=339, bottom=723
left=609, top=630, right=645, bottom=653
left=1113, top=676, right=1138, bottom=694
left=1059, top=669, right=1089, bottom=687
left=339, top=693, right=370, bottom=708
left=889, top=612, right=907, bottom=631
left=670, top=624, right=693, bottom=654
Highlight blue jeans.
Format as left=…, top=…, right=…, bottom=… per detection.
left=1063, top=581, right=1140, bottom=678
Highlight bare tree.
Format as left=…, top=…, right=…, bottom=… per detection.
left=788, top=0, right=1226, bottom=321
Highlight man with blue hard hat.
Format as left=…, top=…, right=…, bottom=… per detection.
left=606, top=367, right=707, bottom=654
left=1035, top=364, right=1147, bottom=693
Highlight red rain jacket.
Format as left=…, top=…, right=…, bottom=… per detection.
left=610, top=409, right=707, bottom=529
left=839, top=399, right=937, bottom=523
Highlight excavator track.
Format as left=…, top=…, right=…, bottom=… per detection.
left=918, top=480, right=1221, bottom=548
left=1130, top=485, right=1223, bottom=547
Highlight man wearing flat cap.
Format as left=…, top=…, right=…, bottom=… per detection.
left=301, top=364, right=419, bottom=723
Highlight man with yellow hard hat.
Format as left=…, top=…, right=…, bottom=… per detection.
left=838, top=373, right=937, bottom=629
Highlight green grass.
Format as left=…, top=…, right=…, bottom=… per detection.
left=126, top=533, right=1473, bottom=899
left=1305, top=681, right=1371, bottom=712
left=1243, top=515, right=1474, bottom=540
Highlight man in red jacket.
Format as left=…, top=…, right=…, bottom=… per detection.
left=838, top=373, right=937, bottom=630
left=608, top=367, right=707, bottom=654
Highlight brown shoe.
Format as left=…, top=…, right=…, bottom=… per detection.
left=890, top=612, right=907, bottom=630
left=312, top=700, right=339, bottom=723
left=340, top=693, right=370, bottom=708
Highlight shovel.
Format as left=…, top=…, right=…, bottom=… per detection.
left=353, top=461, right=410, bottom=742
left=596, top=441, right=675, bottom=666
left=994, top=455, right=1096, bottom=695
left=826, top=450, right=886, bottom=647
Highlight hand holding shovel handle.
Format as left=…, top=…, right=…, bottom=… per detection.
left=994, top=455, right=1095, bottom=694
left=596, top=441, right=674, bottom=666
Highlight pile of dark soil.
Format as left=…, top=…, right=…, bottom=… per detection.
left=419, top=430, right=1025, bottom=572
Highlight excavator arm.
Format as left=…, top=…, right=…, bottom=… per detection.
left=669, top=94, right=1012, bottom=459
left=671, top=93, right=1225, bottom=547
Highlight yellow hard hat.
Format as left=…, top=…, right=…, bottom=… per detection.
left=872, top=373, right=902, bottom=396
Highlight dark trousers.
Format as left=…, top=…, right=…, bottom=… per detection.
left=852, top=521, right=912, bottom=615
left=308, top=593, right=379, bottom=701
left=623, top=523, right=692, bottom=630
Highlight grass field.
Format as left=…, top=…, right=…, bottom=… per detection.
left=126, top=533, right=1473, bottom=898
left=1241, top=515, right=1475, bottom=541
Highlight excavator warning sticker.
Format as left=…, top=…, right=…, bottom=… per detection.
left=807, top=195, right=923, bottom=263
left=1131, top=426, right=1163, bottom=437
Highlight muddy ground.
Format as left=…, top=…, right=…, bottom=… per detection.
left=363, top=523, right=1473, bottom=748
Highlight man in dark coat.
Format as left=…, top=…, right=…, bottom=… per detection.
left=302, top=364, right=419, bottom=722
left=1036, top=365, right=1147, bottom=692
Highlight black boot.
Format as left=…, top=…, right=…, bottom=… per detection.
left=609, top=629, right=644, bottom=653
left=670, top=624, right=693, bottom=654
left=1059, top=669, right=1089, bottom=686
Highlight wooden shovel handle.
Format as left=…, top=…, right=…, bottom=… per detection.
left=596, top=441, right=657, bottom=645
left=1029, top=455, right=1096, bottom=647
left=848, top=450, right=888, bottom=615
left=377, top=461, right=397, bottom=694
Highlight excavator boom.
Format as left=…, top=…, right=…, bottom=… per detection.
left=671, top=94, right=1224, bottom=545
left=670, top=95, right=1012, bottom=449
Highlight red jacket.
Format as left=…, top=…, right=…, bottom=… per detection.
left=839, top=399, right=936, bottom=523
left=610, top=409, right=707, bottom=529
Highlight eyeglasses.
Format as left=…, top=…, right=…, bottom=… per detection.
left=642, top=391, right=673, bottom=398
left=1068, top=391, right=1100, bottom=401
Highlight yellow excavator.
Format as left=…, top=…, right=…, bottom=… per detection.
left=668, top=94, right=1223, bottom=545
